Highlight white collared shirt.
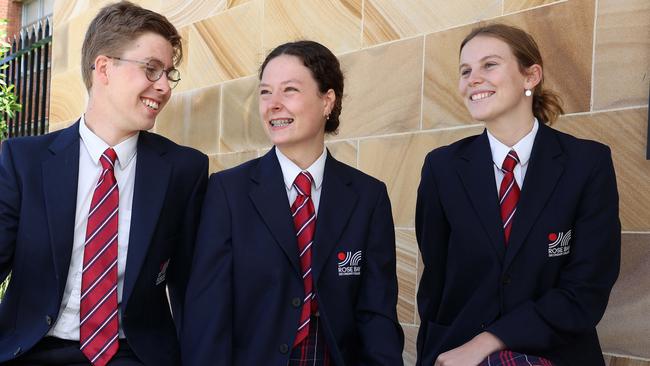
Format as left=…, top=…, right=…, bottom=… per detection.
left=48, top=116, right=138, bottom=340
left=275, top=147, right=326, bottom=214
left=487, top=118, right=539, bottom=193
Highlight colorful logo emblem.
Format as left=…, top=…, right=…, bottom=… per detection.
left=548, top=230, right=572, bottom=257
left=156, top=259, right=170, bottom=285
left=337, top=250, right=362, bottom=276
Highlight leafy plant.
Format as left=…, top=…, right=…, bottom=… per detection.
left=0, top=19, right=21, bottom=141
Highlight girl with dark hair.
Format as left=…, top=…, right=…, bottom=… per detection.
left=415, top=24, right=620, bottom=366
left=182, top=40, right=404, bottom=366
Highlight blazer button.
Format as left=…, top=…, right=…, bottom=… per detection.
left=292, top=297, right=302, bottom=308
left=279, top=343, right=289, bottom=354
left=502, top=275, right=511, bottom=285
left=45, top=315, right=52, bottom=326
left=13, top=347, right=21, bottom=356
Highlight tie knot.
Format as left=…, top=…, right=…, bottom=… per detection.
left=101, top=148, right=117, bottom=171
left=502, top=150, right=519, bottom=173
left=293, top=171, right=313, bottom=197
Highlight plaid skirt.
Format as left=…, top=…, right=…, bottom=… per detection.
left=287, top=314, right=331, bottom=366
left=478, top=350, right=554, bottom=366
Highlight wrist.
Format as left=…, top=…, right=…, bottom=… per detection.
left=473, top=332, right=506, bottom=354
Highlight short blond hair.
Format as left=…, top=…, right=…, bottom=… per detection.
left=81, top=1, right=182, bottom=90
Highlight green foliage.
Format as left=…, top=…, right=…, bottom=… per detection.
left=0, top=19, right=22, bottom=141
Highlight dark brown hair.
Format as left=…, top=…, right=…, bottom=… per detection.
left=81, top=1, right=182, bottom=90
left=259, top=40, right=344, bottom=134
left=460, top=23, right=564, bottom=124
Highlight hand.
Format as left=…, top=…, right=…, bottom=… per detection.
left=434, top=332, right=505, bottom=366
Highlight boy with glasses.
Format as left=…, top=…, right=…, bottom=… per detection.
left=0, top=2, right=207, bottom=365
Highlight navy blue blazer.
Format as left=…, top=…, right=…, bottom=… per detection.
left=181, top=148, right=404, bottom=366
left=0, top=122, right=208, bottom=365
left=415, top=123, right=620, bottom=366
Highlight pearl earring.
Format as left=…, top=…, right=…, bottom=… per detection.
left=525, top=89, right=532, bottom=97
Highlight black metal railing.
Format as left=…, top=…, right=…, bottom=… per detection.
left=1, top=17, right=52, bottom=138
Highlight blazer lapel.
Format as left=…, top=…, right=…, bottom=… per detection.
left=504, top=123, right=565, bottom=268
left=248, top=148, right=301, bottom=276
left=312, top=153, right=357, bottom=285
left=122, top=132, right=171, bottom=307
left=43, top=122, right=81, bottom=298
left=455, top=130, right=506, bottom=262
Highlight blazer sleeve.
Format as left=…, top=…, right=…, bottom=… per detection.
left=166, top=154, right=208, bottom=333
left=0, top=141, right=21, bottom=282
left=487, top=146, right=621, bottom=352
left=355, top=182, right=405, bottom=365
left=414, top=152, right=451, bottom=365
left=181, top=173, right=233, bottom=366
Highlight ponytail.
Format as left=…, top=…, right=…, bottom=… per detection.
left=532, top=88, right=564, bottom=125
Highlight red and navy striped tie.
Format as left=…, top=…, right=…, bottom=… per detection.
left=291, top=171, right=316, bottom=348
left=80, top=148, right=119, bottom=366
left=499, top=150, right=520, bottom=245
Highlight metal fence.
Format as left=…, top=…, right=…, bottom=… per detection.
left=1, top=18, right=52, bottom=138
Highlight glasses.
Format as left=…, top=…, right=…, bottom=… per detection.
left=106, top=56, right=181, bottom=89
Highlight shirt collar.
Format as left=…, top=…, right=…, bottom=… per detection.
left=275, top=146, right=326, bottom=191
left=79, top=115, right=138, bottom=170
left=487, top=118, right=538, bottom=168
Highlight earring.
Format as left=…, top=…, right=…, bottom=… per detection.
left=325, top=114, right=330, bottom=121
left=525, top=89, right=532, bottom=97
